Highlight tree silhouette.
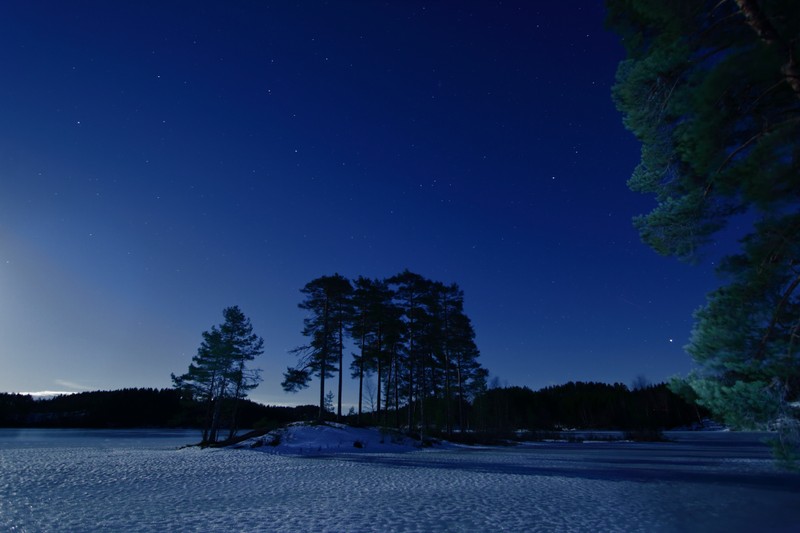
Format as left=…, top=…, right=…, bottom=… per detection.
left=283, top=274, right=352, bottom=421
left=172, top=305, right=263, bottom=443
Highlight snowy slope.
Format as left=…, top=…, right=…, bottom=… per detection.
left=232, top=422, right=447, bottom=454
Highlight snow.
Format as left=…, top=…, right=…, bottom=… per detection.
left=1, top=428, right=799, bottom=532
left=231, top=422, right=444, bottom=454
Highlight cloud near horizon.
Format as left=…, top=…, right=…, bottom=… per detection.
left=19, top=390, right=78, bottom=399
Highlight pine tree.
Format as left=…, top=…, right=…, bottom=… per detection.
left=172, top=305, right=263, bottom=443
left=607, top=0, right=800, bottom=456
left=686, top=217, right=800, bottom=430
left=349, top=277, right=378, bottom=424
left=349, top=277, right=399, bottom=424
left=285, top=271, right=486, bottom=434
left=387, top=270, right=432, bottom=431
left=218, top=306, right=264, bottom=439
left=442, top=286, right=484, bottom=432
left=172, top=327, right=227, bottom=443
left=283, top=274, right=352, bottom=421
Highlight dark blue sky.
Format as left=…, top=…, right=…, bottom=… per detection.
left=0, top=1, right=722, bottom=406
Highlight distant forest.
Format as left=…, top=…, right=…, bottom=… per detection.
left=0, top=382, right=706, bottom=434
left=0, top=388, right=316, bottom=431
left=472, top=382, right=707, bottom=433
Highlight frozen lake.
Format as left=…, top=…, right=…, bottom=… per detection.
left=1, top=429, right=799, bottom=532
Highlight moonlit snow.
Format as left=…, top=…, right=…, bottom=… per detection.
left=1, top=427, right=799, bottom=532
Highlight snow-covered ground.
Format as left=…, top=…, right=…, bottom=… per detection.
left=231, top=421, right=440, bottom=454
left=1, top=427, right=799, bottom=532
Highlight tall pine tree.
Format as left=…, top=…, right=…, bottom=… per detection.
left=387, top=270, right=432, bottom=431
left=349, top=277, right=398, bottom=424
left=607, top=0, right=799, bottom=458
left=282, top=274, right=352, bottom=421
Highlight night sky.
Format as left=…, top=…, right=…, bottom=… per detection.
left=1, top=1, right=723, bottom=406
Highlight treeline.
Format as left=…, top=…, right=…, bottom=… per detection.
left=283, top=271, right=486, bottom=438
left=0, top=388, right=316, bottom=430
left=1, top=382, right=706, bottom=434
left=469, top=382, right=707, bottom=433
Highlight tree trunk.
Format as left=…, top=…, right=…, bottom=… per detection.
left=319, top=299, right=329, bottom=422
left=456, top=359, right=464, bottom=432
left=419, top=360, right=426, bottom=443
left=383, top=349, right=391, bottom=426
left=201, top=390, right=214, bottom=443
left=376, top=326, right=383, bottom=423
left=357, top=330, right=365, bottom=424
left=407, top=358, right=414, bottom=430
left=393, top=349, right=400, bottom=428
left=209, top=393, right=224, bottom=443
left=443, top=302, right=452, bottom=436
left=337, top=318, right=343, bottom=422
left=227, top=362, right=245, bottom=440
left=227, top=393, right=240, bottom=441
left=444, top=351, right=452, bottom=436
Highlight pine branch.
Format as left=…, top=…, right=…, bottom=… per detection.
left=734, top=0, right=800, bottom=99
left=734, top=0, right=779, bottom=42
left=756, top=273, right=800, bottom=361
left=781, top=51, right=800, bottom=98
left=715, top=116, right=800, bottom=175
left=786, top=315, right=800, bottom=361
